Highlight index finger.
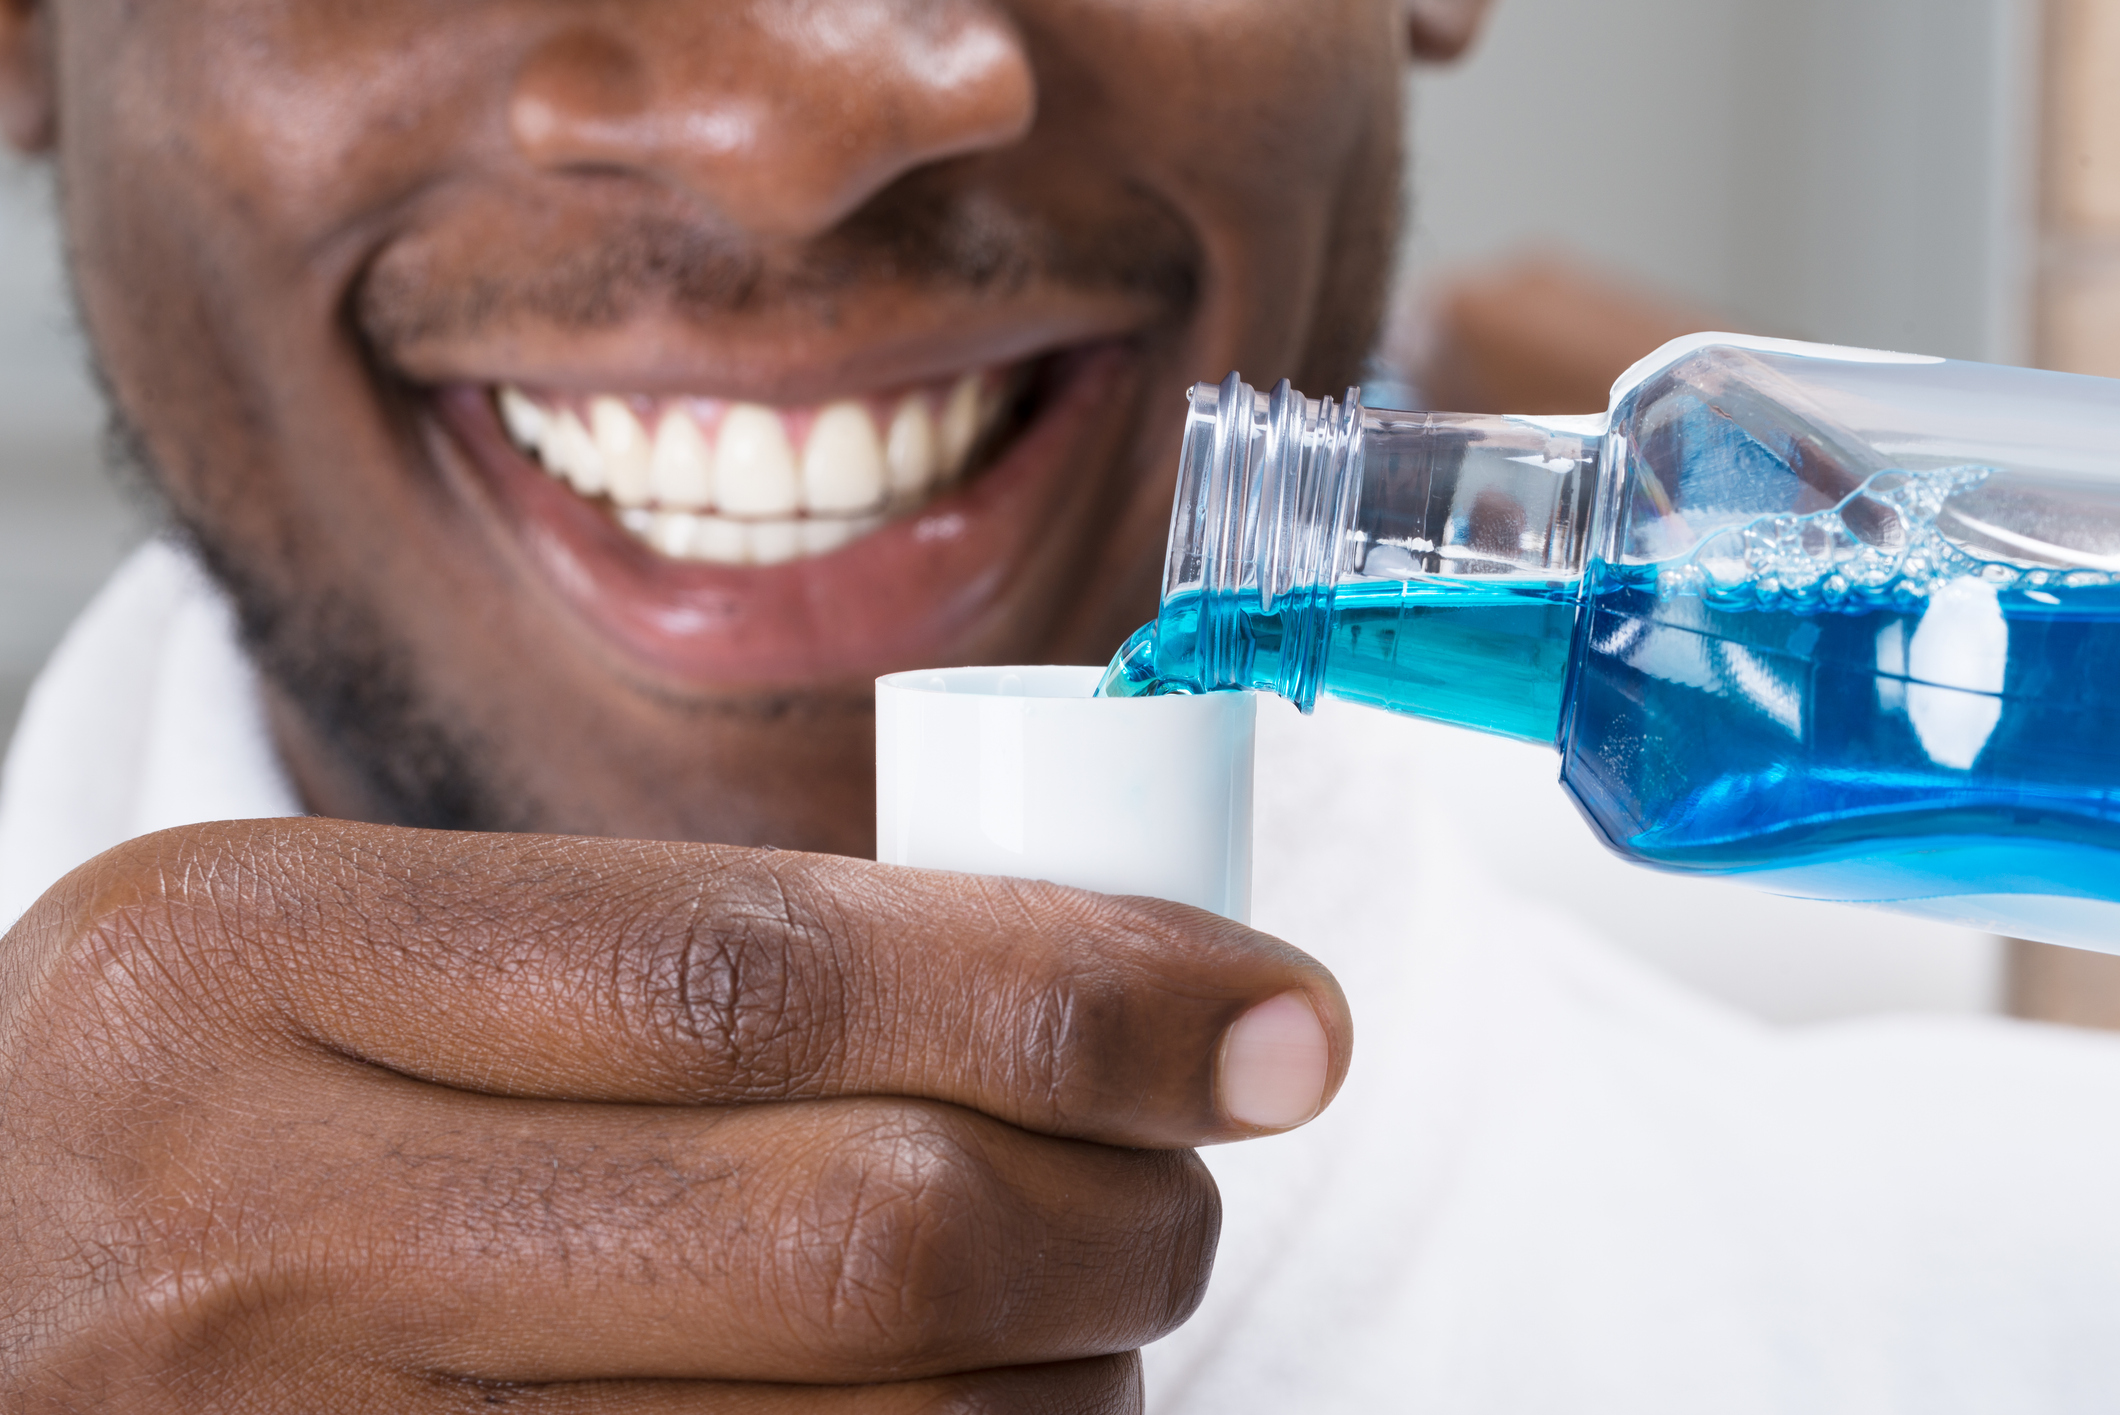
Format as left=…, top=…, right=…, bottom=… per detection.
left=42, top=818, right=1350, bottom=1147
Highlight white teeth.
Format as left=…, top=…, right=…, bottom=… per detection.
left=499, top=386, right=548, bottom=452
left=884, top=395, right=937, bottom=499
left=549, top=408, right=606, bottom=496
left=715, top=403, right=800, bottom=517
left=590, top=397, right=654, bottom=508
left=802, top=401, right=887, bottom=513
left=650, top=409, right=714, bottom=510
left=938, top=373, right=983, bottom=479
left=648, top=509, right=694, bottom=558
left=749, top=519, right=802, bottom=565
left=800, top=516, right=881, bottom=556
left=693, top=514, right=749, bottom=563
left=621, top=510, right=886, bottom=566
left=499, top=367, right=1012, bottom=566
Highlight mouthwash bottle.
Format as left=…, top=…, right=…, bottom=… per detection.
left=1101, top=334, right=2120, bottom=951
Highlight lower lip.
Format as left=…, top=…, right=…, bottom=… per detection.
left=435, top=344, right=1132, bottom=687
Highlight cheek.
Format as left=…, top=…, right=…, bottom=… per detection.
left=55, top=0, right=509, bottom=313
left=1040, top=0, right=1400, bottom=201
left=50, top=0, right=476, bottom=535
left=1026, top=0, right=1404, bottom=371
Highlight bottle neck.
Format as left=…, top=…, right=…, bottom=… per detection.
left=1155, top=374, right=1605, bottom=716
left=1160, top=373, right=1364, bottom=705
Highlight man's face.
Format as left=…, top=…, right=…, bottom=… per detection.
left=38, top=0, right=1409, bottom=850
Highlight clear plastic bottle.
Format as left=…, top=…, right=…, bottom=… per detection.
left=1101, top=334, right=2120, bottom=949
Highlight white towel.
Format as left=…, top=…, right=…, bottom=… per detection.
left=0, top=539, right=300, bottom=930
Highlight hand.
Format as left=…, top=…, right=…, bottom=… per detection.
left=0, top=819, right=1348, bottom=1411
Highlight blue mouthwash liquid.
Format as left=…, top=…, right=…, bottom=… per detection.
left=1100, top=578, right=1580, bottom=744
left=1102, top=466, right=2120, bottom=944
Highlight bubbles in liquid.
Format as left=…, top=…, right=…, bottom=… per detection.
left=1654, top=465, right=2112, bottom=611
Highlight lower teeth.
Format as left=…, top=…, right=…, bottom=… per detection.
left=618, top=507, right=885, bottom=566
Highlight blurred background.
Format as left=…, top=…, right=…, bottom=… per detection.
left=2, top=0, right=2115, bottom=1024
left=1393, top=0, right=2041, bottom=405
left=0, top=165, right=137, bottom=755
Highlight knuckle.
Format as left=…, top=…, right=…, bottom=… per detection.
left=2, top=1140, right=319, bottom=1398
left=632, top=856, right=852, bottom=1099
left=973, top=882, right=1094, bottom=1091
left=1000, top=961, right=1112, bottom=1130
left=978, top=879, right=1228, bottom=1135
left=963, top=878, right=1172, bottom=1127
left=1135, top=1149, right=1221, bottom=1337
left=0, top=824, right=328, bottom=1393
left=781, top=1105, right=1009, bottom=1366
left=1, top=832, right=260, bottom=1092
left=1014, top=1146, right=1218, bottom=1351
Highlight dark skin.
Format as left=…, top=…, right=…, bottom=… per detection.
left=0, top=0, right=1491, bottom=1408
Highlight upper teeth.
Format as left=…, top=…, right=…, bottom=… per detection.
left=495, top=373, right=1004, bottom=565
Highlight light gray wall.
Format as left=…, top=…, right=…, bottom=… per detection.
left=0, top=165, right=140, bottom=750
left=1406, top=0, right=2036, bottom=361
left=0, top=167, right=101, bottom=435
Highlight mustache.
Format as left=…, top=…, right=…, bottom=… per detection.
left=356, top=179, right=1200, bottom=353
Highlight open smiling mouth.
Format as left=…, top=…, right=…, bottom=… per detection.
left=491, top=363, right=1033, bottom=565
left=434, top=340, right=1130, bottom=684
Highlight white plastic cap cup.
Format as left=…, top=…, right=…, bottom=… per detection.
left=875, top=666, right=1255, bottom=922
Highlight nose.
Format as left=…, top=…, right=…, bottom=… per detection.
left=507, top=1, right=1036, bottom=241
